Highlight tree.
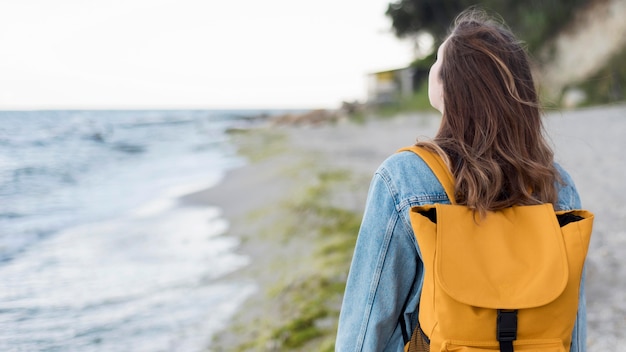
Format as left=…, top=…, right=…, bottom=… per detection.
left=385, top=0, right=472, bottom=41
left=385, top=0, right=590, bottom=55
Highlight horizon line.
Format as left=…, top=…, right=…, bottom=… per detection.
left=0, top=104, right=336, bottom=112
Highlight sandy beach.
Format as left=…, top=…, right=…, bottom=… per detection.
left=195, top=104, right=626, bottom=351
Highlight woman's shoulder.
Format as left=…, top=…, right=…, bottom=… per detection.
left=374, top=149, right=450, bottom=206
left=377, top=149, right=432, bottom=178
left=377, top=150, right=582, bottom=210
left=554, top=163, right=582, bottom=210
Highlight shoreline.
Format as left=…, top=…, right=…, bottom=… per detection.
left=200, top=105, right=626, bottom=351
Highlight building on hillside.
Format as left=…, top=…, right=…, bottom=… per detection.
left=367, top=68, right=413, bottom=105
left=367, top=66, right=427, bottom=105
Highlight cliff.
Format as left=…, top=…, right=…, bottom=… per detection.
left=537, top=0, right=626, bottom=106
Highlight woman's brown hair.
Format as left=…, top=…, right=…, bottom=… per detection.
left=419, top=9, right=560, bottom=214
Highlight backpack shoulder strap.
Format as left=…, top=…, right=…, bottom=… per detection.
left=397, top=145, right=456, bottom=204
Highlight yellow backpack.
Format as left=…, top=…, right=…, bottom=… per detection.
left=400, top=146, right=594, bottom=352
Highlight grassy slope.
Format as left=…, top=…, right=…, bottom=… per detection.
left=210, top=128, right=368, bottom=351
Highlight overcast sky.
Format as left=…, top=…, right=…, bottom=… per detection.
left=0, top=0, right=415, bottom=109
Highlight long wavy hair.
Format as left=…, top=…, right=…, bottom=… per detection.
left=418, top=9, right=560, bottom=214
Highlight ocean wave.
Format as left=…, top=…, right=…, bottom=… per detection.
left=111, top=142, right=147, bottom=154
left=116, top=116, right=196, bottom=129
left=11, top=166, right=77, bottom=186
left=0, top=212, right=24, bottom=219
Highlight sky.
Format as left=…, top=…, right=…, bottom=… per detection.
left=0, top=0, right=415, bottom=109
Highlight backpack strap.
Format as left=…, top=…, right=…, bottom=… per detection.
left=398, top=146, right=456, bottom=204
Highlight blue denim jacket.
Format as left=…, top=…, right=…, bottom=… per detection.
left=336, top=150, right=586, bottom=352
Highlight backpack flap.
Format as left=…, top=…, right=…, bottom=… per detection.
left=434, top=203, right=569, bottom=309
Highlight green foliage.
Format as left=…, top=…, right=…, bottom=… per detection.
left=411, top=50, right=436, bottom=71
left=228, top=128, right=287, bottom=162
left=216, top=162, right=362, bottom=351
left=386, top=0, right=470, bottom=41
left=385, top=0, right=590, bottom=53
left=578, top=46, right=626, bottom=106
left=254, top=169, right=360, bottom=351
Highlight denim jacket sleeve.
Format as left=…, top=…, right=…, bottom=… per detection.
left=335, top=169, right=421, bottom=352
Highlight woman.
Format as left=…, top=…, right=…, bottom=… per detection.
left=335, top=9, right=586, bottom=352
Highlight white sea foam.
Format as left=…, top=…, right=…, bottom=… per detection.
left=130, top=177, right=224, bottom=219
left=0, top=197, right=251, bottom=351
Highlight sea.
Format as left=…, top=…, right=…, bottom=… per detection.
left=0, top=110, right=284, bottom=351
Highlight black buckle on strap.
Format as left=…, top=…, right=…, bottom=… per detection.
left=497, top=310, right=517, bottom=352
